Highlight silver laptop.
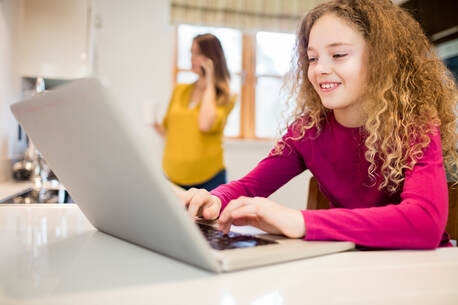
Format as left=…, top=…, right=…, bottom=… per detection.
left=10, top=78, right=354, bottom=272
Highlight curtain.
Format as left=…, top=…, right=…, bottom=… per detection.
left=169, top=0, right=325, bottom=33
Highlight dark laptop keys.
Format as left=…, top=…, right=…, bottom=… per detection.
left=197, top=223, right=276, bottom=250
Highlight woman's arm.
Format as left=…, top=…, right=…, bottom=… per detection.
left=152, top=86, right=178, bottom=138
left=198, top=58, right=218, bottom=132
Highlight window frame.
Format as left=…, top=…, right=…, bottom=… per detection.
left=173, top=27, right=287, bottom=140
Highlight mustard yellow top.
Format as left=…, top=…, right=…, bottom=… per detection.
left=162, top=83, right=236, bottom=185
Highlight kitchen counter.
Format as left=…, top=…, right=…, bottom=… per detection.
left=1, top=204, right=458, bottom=305
left=0, top=180, right=32, bottom=199
left=0, top=179, right=71, bottom=204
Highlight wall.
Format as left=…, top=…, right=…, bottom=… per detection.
left=92, top=0, right=173, bottom=117
left=18, top=0, right=92, bottom=79
left=0, top=0, right=22, bottom=181
left=224, top=140, right=311, bottom=210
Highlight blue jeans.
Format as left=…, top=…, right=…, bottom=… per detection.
left=178, top=169, right=227, bottom=191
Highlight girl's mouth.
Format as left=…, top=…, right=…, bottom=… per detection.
left=319, top=82, right=340, bottom=92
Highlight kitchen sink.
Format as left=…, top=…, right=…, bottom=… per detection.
left=0, top=187, right=73, bottom=204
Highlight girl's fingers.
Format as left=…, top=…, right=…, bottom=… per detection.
left=181, top=188, right=198, bottom=207
left=185, top=188, right=209, bottom=218
left=227, top=204, right=261, bottom=228
left=182, top=189, right=221, bottom=220
left=231, top=202, right=259, bottom=217
left=218, top=197, right=246, bottom=222
left=201, top=196, right=221, bottom=220
left=218, top=197, right=261, bottom=233
left=217, top=197, right=293, bottom=236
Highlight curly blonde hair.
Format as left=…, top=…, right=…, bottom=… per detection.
left=284, top=0, right=458, bottom=192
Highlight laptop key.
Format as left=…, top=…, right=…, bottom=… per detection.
left=197, top=223, right=277, bottom=250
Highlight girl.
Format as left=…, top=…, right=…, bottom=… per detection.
left=154, top=34, right=236, bottom=191
left=182, top=0, right=458, bottom=249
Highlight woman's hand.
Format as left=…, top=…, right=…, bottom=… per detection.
left=218, top=197, right=306, bottom=238
left=200, top=57, right=215, bottom=85
left=151, top=122, right=166, bottom=138
left=181, top=188, right=222, bottom=220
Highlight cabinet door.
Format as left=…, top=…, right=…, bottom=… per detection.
left=18, top=0, right=93, bottom=79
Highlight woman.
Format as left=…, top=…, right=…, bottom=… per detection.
left=154, top=33, right=236, bottom=191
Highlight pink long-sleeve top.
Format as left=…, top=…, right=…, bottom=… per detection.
left=211, top=113, right=450, bottom=249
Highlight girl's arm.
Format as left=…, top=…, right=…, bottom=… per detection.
left=303, top=131, right=448, bottom=249
left=211, top=133, right=308, bottom=210
left=183, top=131, right=308, bottom=236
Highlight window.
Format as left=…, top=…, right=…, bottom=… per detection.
left=255, top=31, right=296, bottom=138
left=175, top=25, right=296, bottom=139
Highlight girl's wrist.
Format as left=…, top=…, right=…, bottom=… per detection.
left=287, top=210, right=306, bottom=238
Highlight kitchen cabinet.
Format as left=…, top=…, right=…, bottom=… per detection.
left=400, top=0, right=458, bottom=44
left=18, top=0, right=94, bottom=79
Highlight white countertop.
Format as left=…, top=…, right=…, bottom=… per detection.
left=0, top=180, right=32, bottom=199
left=0, top=180, right=66, bottom=203
left=1, top=204, right=458, bottom=305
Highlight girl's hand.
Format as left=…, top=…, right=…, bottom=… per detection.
left=181, top=188, right=221, bottom=220
left=218, top=197, right=306, bottom=238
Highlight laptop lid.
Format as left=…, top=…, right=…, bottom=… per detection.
left=10, top=78, right=221, bottom=272
left=11, top=78, right=355, bottom=273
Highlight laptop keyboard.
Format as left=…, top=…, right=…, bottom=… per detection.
left=197, top=223, right=277, bottom=250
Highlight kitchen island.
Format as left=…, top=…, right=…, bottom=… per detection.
left=1, top=204, right=458, bottom=305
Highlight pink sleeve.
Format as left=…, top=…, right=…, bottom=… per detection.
left=211, top=131, right=307, bottom=210
left=303, top=131, right=448, bottom=249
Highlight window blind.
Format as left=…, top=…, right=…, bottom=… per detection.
left=170, top=0, right=325, bottom=33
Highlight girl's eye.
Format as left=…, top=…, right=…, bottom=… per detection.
left=333, top=53, right=347, bottom=59
left=307, top=57, right=318, bottom=63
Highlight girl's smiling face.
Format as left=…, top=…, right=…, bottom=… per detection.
left=307, top=13, right=368, bottom=127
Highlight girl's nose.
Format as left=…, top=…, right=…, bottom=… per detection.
left=314, top=59, right=332, bottom=74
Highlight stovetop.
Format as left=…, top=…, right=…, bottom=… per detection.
left=0, top=187, right=73, bottom=204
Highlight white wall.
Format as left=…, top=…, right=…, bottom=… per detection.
left=0, top=0, right=22, bottom=181
left=224, top=140, right=311, bottom=210
left=93, top=0, right=173, bottom=117
left=18, top=0, right=92, bottom=79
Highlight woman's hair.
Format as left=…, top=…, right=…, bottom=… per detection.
left=193, top=33, right=231, bottom=104
left=285, top=0, right=457, bottom=192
